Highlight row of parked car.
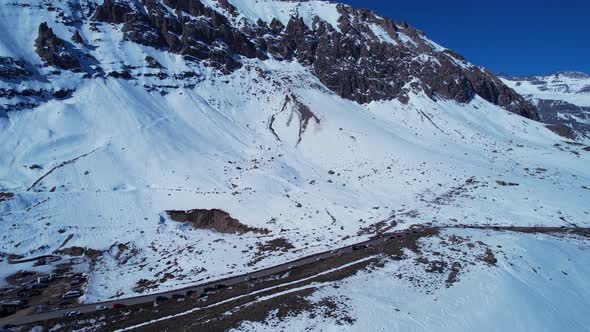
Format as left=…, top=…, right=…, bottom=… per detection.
left=62, top=283, right=232, bottom=319
left=63, top=303, right=127, bottom=318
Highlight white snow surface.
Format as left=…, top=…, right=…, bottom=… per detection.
left=369, top=23, right=397, bottom=45
left=0, top=0, right=589, bottom=306
left=234, top=230, right=590, bottom=332
left=219, top=0, right=342, bottom=31
left=502, top=72, right=590, bottom=107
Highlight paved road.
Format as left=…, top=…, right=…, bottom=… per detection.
left=1, top=225, right=586, bottom=327
left=0, top=228, right=408, bottom=326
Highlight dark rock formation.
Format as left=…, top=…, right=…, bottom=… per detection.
left=167, top=208, right=269, bottom=234
left=0, top=192, right=14, bottom=203
left=144, top=56, right=162, bottom=68
left=546, top=124, right=576, bottom=140
left=536, top=100, right=590, bottom=140
left=87, top=0, right=536, bottom=119
left=71, top=30, right=85, bottom=44
left=54, top=246, right=101, bottom=260
left=0, top=57, right=32, bottom=80
left=482, top=248, right=497, bottom=265
left=34, top=22, right=80, bottom=70
left=91, top=0, right=263, bottom=72
left=0, top=87, right=74, bottom=112
left=251, top=5, right=537, bottom=119
left=269, top=94, right=320, bottom=144
left=107, top=70, right=133, bottom=79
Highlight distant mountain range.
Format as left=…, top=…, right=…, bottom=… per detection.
left=502, top=71, right=590, bottom=142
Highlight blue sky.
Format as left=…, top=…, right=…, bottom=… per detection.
left=340, top=0, right=589, bottom=76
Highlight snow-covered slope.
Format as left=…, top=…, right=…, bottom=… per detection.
left=236, top=230, right=590, bottom=332
left=502, top=72, right=590, bottom=142
left=0, top=0, right=589, bottom=313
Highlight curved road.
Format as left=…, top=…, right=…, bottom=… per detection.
left=1, top=225, right=586, bottom=327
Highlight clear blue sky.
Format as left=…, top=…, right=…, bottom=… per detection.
left=340, top=0, right=589, bottom=76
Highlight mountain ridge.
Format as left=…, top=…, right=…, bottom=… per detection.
left=2, top=0, right=537, bottom=119
left=0, top=0, right=589, bottom=321
left=502, top=70, right=590, bottom=142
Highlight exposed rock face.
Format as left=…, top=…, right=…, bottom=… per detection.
left=0, top=57, right=32, bottom=80
left=0, top=192, right=14, bottom=203
left=0, top=87, right=74, bottom=112
left=144, top=56, right=162, bottom=68
left=502, top=72, right=590, bottom=140
left=91, top=0, right=263, bottom=72
left=167, top=208, right=269, bottom=234
left=88, top=0, right=536, bottom=119
left=269, top=94, right=320, bottom=144
left=71, top=30, right=85, bottom=44
left=34, top=22, right=80, bottom=70
left=54, top=246, right=101, bottom=260
left=537, top=100, right=590, bottom=139
left=546, top=123, right=576, bottom=140
left=251, top=6, right=536, bottom=119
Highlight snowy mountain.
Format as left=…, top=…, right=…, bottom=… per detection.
left=0, top=0, right=589, bottom=329
left=502, top=71, right=590, bottom=143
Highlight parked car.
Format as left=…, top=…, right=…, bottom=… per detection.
left=199, top=287, right=218, bottom=298
left=203, top=286, right=216, bottom=293
left=171, top=293, right=184, bottom=299
left=63, top=290, right=82, bottom=299
left=37, top=276, right=51, bottom=284
left=64, top=311, right=80, bottom=317
left=155, top=296, right=168, bottom=302
left=185, top=290, right=196, bottom=297
left=112, top=303, right=126, bottom=309
left=29, top=282, right=47, bottom=290
left=95, top=305, right=108, bottom=311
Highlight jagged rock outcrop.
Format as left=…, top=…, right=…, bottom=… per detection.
left=71, top=30, right=85, bottom=44
left=248, top=5, right=537, bottom=119
left=0, top=87, right=74, bottom=112
left=144, top=55, right=162, bottom=68
left=91, top=0, right=263, bottom=72
left=34, top=22, right=80, bottom=69
left=167, top=208, right=270, bottom=234
left=0, top=57, right=32, bottom=80
left=87, top=0, right=536, bottom=119
left=0, top=192, right=14, bottom=203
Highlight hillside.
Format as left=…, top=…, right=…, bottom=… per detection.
left=0, top=0, right=589, bottom=330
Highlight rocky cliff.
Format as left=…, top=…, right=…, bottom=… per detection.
left=85, top=0, right=537, bottom=119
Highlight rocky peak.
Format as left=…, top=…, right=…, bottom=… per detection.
left=71, top=30, right=85, bottom=44
left=87, top=0, right=536, bottom=119
left=34, top=22, right=80, bottom=70
left=90, top=0, right=264, bottom=72
left=555, top=71, right=590, bottom=79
